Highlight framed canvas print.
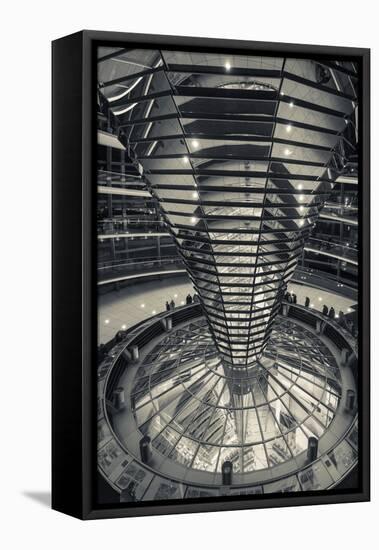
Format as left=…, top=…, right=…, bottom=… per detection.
left=52, top=30, right=370, bottom=519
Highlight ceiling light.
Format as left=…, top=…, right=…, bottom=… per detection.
left=284, top=148, right=292, bottom=156
left=152, top=310, right=156, bottom=315
left=310, top=303, right=314, bottom=308
left=299, top=194, right=304, bottom=201
left=192, top=140, right=199, bottom=149
left=289, top=101, right=294, bottom=108
left=183, top=155, right=189, bottom=163
left=225, top=61, right=231, bottom=70
left=181, top=301, right=185, bottom=305
left=318, top=297, right=322, bottom=301
left=299, top=206, right=304, bottom=212
left=191, top=217, right=198, bottom=224
left=299, top=219, right=304, bottom=227
left=286, top=124, right=292, bottom=132
left=121, top=324, right=127, bottom=330
left=174, top=294, right=178, bottom=298
left=104, top=319, right=110, bottom=325
left=297, top=184, right=303, bottom=190
left=192, top=191, right=199, bottom=199
left=140, top=304, right=145, bottom=308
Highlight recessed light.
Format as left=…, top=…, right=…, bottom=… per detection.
left=121, top=324, right=127, bottom=330
left=225, top=61, right=231, bottom=70
left=348, top=307, right=352, bottom=313
left=297, top=184, right=303, bottom=190
left=192, top=140, right=199, bottom=149
left=183, top=155, right=189, bottom=163
left=310, top=303, right=314, bottom=308
left=191, top=217, right=198, bottom=224
left=181, top=301, right=185, bottom=305
left=289, top=101, right=294, bottom=108
left=192, top=191, right=199, bottom=199
left=174, top=294, right=178, bottom=298
left=152, top=310, right=156, bottom=315
left=318, top=297, right=322, bottom=301
left=140, top=304, right=145, bottom=308
left=299, top=194, right=304, bottom=201
left=299, top=219, right=304, bottom=227
left=286, top=124, right=292, bottom=132
left=104, top=319, right=110, bottom=325
left=284, top=148, right=292, bottom=156
left=299, top=206, right=304, bottom=212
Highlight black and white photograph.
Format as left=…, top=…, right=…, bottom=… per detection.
left=2, top=0, right=378, bottom=546
left=96, top=46, right=362, bottom=505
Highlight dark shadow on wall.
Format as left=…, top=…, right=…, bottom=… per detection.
left=22, top=491, right=51, bottom=508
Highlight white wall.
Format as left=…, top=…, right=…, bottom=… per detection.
left=1, top=1, right=377, bottom=549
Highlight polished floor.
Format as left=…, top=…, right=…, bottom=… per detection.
left=98, top=276, right=193, bottom=343
left=98, top=275, right=355, bottom=344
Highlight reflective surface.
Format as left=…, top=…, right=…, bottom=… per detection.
left=131, top=317, right=341, bottom=475
left=98, top=50, right=357, bottom=367
left=97, top=306, right=358, bottom=501
left=96, top=47, right=359, bottom=503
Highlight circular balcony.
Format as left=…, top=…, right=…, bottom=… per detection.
left=97, top=303, right=358, bottom=501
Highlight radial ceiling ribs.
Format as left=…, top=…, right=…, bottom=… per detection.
left=98, top=49, right=358, bottom=368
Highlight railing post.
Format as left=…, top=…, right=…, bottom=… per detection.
left=307, top=437, right=318, bottom=463
left=222, top=461, right=233, bottom=485
left=164, top=317, right=172, bottom=331
left=113, top=387, right=125, bottom=411
left=345, top=389, right=356, bottom=412
left=131, top=345, right=139, bottom=361
left=140, top=435, right=152, bottom=464
left=316, top=319, right=325, bottom=335
left=340, top=348, right=350, bottom=367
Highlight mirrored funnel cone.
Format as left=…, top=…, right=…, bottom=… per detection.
left=99, top=50, right=357, bottom=368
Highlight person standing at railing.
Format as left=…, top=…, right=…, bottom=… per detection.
left=322, top=304, right=329, bottom=316
left=165, top=301, right=170, bottom=311
left=338, top=311, right=346, bottom=327
left=329, top=306, right=335, bottom=319
left=170, top=299, right=175, bottom=310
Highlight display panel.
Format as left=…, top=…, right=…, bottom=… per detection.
left=95, top=45, right=361, bottom=508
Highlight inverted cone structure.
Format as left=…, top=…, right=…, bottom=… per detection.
left=99, top=50, right=357, bottom=367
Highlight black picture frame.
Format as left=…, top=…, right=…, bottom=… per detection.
left=52, top=30, right=370, bottom=520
